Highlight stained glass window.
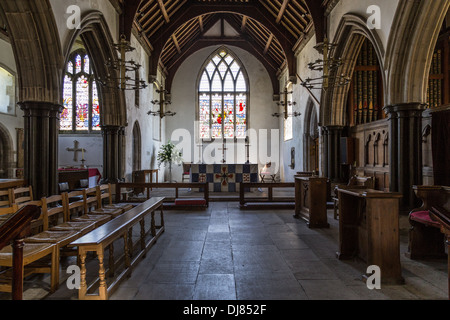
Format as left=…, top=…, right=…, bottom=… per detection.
left=61, top=50, right=101, bottom=133
left=198, top=48, right=248, bottom=140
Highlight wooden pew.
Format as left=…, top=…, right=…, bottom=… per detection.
left=239, top=182, right=295, bottom=209
left=429, top=206, right=450, bottom=300
left=336, top=187, right=404, bottom=284
left=0, top=205, right=58, bottom=298
left=69, top=197, right=165, bottom=300
left=294, top=176, right=329, bottom=228
left=116, top=182, right=209, bottom=210
left=83, top=187, right=123, bottom=218
left=333, top=175, right=375, bottom=219
left=407, top=185, right=450, bottom=260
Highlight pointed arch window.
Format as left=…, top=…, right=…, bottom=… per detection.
left=61, top=50, right=101, bottom=133
left=198, top=48, right=248, bottom=140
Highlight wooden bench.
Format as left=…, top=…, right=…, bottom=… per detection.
left=70, top=197, right=165, bottom=300
left=294, top=177, right=329, bottom=228
left=407, top=185, right=450, bottom=260
left=239, top=182, right=295, bottom=209
left=116, top=182, right=209, bottom=210
left=333, top=176, right=375, bottom=219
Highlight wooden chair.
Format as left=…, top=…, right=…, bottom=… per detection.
left=64, top=191, right=111, bottom=228
left=23, top=200, right=81, bottom=289
left=43, top=195, right=96, bottom=236
left=0, top=189, right=13, bottom=208
left=11, top=186, right=34, bottom=208
left=97, top=184, right=134, bottom=212
left=0, top=204, right=19, bottom=224
left=0, top=205, right=59, bottom=294
left=83, top=187, right=123, bottom=218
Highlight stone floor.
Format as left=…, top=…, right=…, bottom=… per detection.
left=1, top=200, right=448, bottom=301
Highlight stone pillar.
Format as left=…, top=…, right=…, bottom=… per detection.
left=102, top=125, right=125, bottom=183
left=383, top=103, right=427, bottom=212
left=323, top=125, right=345, bottom=182
left=19, top=101, right=63, bottom=199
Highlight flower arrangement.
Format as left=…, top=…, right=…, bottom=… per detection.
left=157, top=141, right=183, bottom=182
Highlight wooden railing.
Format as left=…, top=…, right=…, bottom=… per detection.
left=115, top=182, right=209, bottom=206
left=239, top=182, right=296, bottom=209
left=0, top=205, right=41, bottom=300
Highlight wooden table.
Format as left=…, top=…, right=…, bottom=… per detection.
left=70, top=197, right=165, bottom=300
left=337, top=188, right=404, bottom=284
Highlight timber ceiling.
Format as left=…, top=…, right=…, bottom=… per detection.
left=126, top=0, right=321, bottom=92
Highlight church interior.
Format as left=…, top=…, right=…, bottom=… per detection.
left=0, top=0, right=449, bottom=302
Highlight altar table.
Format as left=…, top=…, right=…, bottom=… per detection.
left=190, top=164, right=258, bottom=192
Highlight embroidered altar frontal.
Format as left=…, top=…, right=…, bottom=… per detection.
left=190, top=164, right=259, bottom=192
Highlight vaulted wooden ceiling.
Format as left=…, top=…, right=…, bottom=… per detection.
left=117, top=0, right=325, bottom=93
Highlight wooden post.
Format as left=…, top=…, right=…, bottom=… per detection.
left=12, top=239, right=25, bottom=301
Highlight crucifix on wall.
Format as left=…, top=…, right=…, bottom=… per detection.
left=66, top=140, right=86, bottom=162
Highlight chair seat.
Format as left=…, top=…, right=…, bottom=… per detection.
left=410, top=210, right=441, bottom=228
left=90, top=207, right=123, bottom=218
left=50, top=221, right=96, bottom=235
left=73, top=214, right=111, bottom=227
left=25, top=230, right=80, bottom=246
left=0, top=243, right=56, bottom=266
left=105, top=203, right=134, bottom=212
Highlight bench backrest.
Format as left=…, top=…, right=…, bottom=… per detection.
left=0, top=204, right=19, bottom=217
left=0, top=189, right=13, bottom=207
left=83, top=187, right=98, bottom=211
left=97, top=184, right=113, bottom=206
left=11, top=186, right=33, bottom=206
left=42, top=195, right=65, bottom=230
left=63, top=190, right=86, bottom=220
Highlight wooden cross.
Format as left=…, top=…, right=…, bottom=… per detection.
left=66, top=140, right=86, bottom=162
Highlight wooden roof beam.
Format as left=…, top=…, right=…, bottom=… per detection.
left=276, top=0, right=290, bottom=23
left=157, top=0, right=170, bottom=23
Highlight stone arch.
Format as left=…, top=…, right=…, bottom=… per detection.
left=0, top=123, right=14, bottom=179
left=320, top=13, right=386, bottom=127
left=303, top=98, right=319, bottom=172
left=0, top=0, right=63, bottom=104
left=63, top=11, right=126, bottom=127
left=385, top=0, right=450, bottom=105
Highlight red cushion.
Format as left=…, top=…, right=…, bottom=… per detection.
left=175, top=198, right=207, bottom=206
left=410, top=211, right=440, bottom=227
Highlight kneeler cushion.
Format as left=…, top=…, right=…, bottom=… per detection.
left=410, top=211, right=440, bottom=228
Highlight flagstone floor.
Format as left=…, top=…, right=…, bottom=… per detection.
left=2, top=200, right=447, bottom=301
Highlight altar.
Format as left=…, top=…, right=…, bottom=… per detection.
left=190, top=164, right=259, bottom=192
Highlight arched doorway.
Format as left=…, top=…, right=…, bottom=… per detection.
left=132, top=121, right=142, bottom=173
left=0, top=123, right=13, bottom=179
left=303, top=99, right=319, bottom=174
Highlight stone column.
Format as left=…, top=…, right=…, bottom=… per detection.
left=383, top=103, right=427, bottom=212
left=102, top=125, right=125, bottom=183
left=323, top=125, right=345, bottom=182
left=19, top=101, right=63, bottom=199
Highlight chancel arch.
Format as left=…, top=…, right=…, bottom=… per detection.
left=62, top=11, right=127, bottom=183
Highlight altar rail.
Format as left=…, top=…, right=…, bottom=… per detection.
left=239, top=182, right=296, bottom=209
left=115, top=182, right=209, bottom=209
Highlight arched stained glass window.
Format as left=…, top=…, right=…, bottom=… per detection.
left=198, top=48, right=248, bottom=140
left=61, top=50, right=101, bottom=132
